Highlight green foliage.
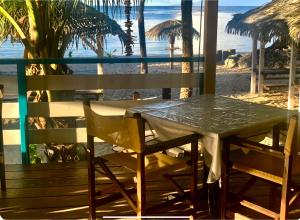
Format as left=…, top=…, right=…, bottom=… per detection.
left=29, top=144, right=42, bottom=164
left=0, top=0, right=127, bottom=61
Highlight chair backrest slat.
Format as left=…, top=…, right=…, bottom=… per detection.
left=83, top=102, right=143, bottom=153
left=284, top=116, right=297, bottom=157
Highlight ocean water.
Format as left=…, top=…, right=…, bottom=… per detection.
left=0, top=6, right=255, bottom=59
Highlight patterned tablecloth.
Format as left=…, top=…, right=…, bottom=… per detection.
left=129, top=95, right=295, bottom=183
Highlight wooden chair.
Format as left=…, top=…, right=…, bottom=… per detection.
left=221, top=116, right=299, bottom=219
left=0, top=85, right=6, bottom=191
left=83, top=101, right=200, bottom=219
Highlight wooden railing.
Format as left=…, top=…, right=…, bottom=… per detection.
left=0, top=57, right=204, bottom=163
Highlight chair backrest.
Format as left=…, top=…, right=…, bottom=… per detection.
left=83, top=101, right=144, bottom=153
left=284, top=116, right=297, bottom=157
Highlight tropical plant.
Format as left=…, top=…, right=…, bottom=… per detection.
left=0, top=0, right=128, bottom=162
left=82, top=0, right=148, bottom=74
left=0, top=0, right=127, bottom=77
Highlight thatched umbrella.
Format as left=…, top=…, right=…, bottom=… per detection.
left=243, top=0, right=300, bottom=44
left=226, top=2, right=290, bottom=43
left=146, top=19, right=200, bottom=69
left=226, top=0, right=300, bottom=109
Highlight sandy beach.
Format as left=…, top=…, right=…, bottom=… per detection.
left=1, top=62, right=298, bottom=110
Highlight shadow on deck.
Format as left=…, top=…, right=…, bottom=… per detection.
left=1, top=161, right=299, bottom=219
left=0, top=161, right=209, bottom=219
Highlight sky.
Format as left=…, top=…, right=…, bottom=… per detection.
left=147, top=0, right=269, bottom=6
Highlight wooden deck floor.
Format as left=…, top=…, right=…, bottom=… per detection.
left=0, top=161, right=208, bottom=219
left=0, top=161, right=299, bottom=219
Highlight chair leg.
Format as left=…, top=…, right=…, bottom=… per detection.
left=0, top=154, right=6, bottom=191
left=88, top=159, right=96, bottom=219
left=280, top=156, right=292, bottom=220
left=136, top=153, right=146, bottom=217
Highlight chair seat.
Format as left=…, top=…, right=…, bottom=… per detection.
left=102, top=152, right=188, bottom=178
left=231, top=150, right=300, bottom=184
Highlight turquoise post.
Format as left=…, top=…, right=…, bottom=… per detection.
left=17, top=61, right=29, bottom=164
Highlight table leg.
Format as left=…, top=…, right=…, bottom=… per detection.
left=220, top=138, right=230, bottom=219
left=191, top=139, right=198, bottom=211
left=208, top=181, right=220, bottom=218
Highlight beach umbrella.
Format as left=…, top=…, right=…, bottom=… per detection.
left=226, top=2, right=289, bottom=43
left=226, top=0, right=300, bottom=109
left=146, top=19, right=200, bottom=69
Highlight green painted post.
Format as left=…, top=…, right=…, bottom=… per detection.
left=17, top=61, right=29, bottom=164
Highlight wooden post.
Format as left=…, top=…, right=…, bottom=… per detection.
left=288, top=42, right=297, bottom=110
left=298, top=87, right=300, bottom=113
left=258, top=41, right=265, bottom=95
left=17, top=61, right=29, bottom=164
left=169, top=36, right=175, bottom=69
left=0, top=84, right=6, bottom=191
left=251, top=35, right=258, bottom=94
left=203, top=0, right=218, bottom=94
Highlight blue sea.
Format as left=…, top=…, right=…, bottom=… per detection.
left=0, top=6, right=255, bottom=58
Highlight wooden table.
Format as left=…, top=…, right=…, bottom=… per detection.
left=129, top=95, right=296, bottom=216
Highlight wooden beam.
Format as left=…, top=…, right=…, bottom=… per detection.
left=251, top=35, right=258, bottom=94
left=26, top=73, right=201, bottom=91
left=3, top=128, right=105, bottom=145
left=203, top=0, right=218, bottom=94
left=288, top=42, right=297, bottom=110
left=3, top=100, right=157, bottom=118
left=258, top=41, right=265, bottom=95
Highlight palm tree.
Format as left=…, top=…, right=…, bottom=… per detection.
left=180, top=0, right=194, bottom=98
left=124, top=0, right=134, bottom=56
left=146, top=19, right=199, bottom=69
left=0, top=1, right=127, bottom=76
left=138, top=0, right=148, bottom=74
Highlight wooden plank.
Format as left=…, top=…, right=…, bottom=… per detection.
left=2, top=102, right=18, bottom=118
left=5, top=161, right=88, bottom=171
left=28, top=128, right=107, bottom=144
left=0, top=206, right=90, bottom=219
left=26, top=73, right=200, bottom=90
left=0, top=185, right=88, bottom=198
left=3, top=128, right=87, bottom=145
left=3, top=99, right=158, bottom=118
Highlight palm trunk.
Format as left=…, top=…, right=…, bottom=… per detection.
left=169, top=36, right=175, bottom=69
left=138, top=0, right=148, bottom=74
left=124, top=0, right=133, bottom=56
left=96, top=35, right=104, bottom=98
left=180, top=0, right=193, bottom=99
left=96, top=35, right=104, bottom=75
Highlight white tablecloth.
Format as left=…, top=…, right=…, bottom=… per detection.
left=129, top=95, right=295, bottom=183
